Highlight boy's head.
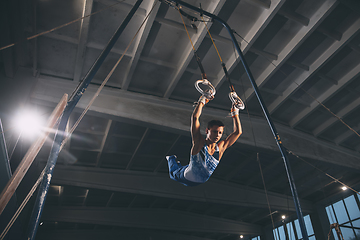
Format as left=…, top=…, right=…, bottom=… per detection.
left=207, top=120, right=224, bottom=129
left=206, top=120, right=225, bottom=143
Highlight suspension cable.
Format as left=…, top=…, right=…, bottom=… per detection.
left=287, top=149, right=360, bottom=196
left=177, top=6, right=206, bottom=79
left=177, top=6, right=216, bottom=99
left=232, top=43, right=277, bottom=232
left=200, top=15, right=244, bottom=109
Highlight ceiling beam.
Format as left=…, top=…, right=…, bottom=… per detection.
left=41, top=206, right=262, bottom=235
left=338, top=0, right=360, bottom=13
left=163, top=0, right=226, bottom=98
left=268, top=16, right=360, bottom=118
left=348, top=42, right=360, bottom=54
left=260, top=88, right=283, bottom=96
left=249, top=48, right=278, bottom=61
left=35, top=18, right=274, bottom=80
left=37, top=27, right=220, bottom=80
left=94, top=0, right=147, bottom=16
left=31, top=0, right=38, bottom=77
left=39, top=29, right=79, bottom=44
left=313, top=96, right=360, bottom=137
left=244, top=0, right=338, bottom=103
left=317, top=26, right=342, bottom=41
left=211, top=0, right=287, bottom=89
left=289, top=96, right=310, bottom=107
left=245, top=0, right=271, bottom=9
left=122, top=1, right=160, bottom=90
left=95, top=119, right=112, bottom=167
left=285, top=60, right=309, bottom=71
left=204, top=33, right=279, bottom=61
left=277, top=8, right=309, bottom=26
left=73, top=0, right=93, bottom=82
left=51, top=166, right=313, bottom=212
left=126, top=128, right=149, bottom=169
left=317, top=72, right=338, bottom=85
left=155, top=16, right=196, bottom=34
left=37, top=29, right=134, bottom=58
left=30, top=77, right=360, bottom=170
left=335, top=122, right=360, bottom=145
left=35, top=229, right=220, bottom=240
left=0, top=1, right=16, bottom=78
left=289, top=59, right=360, bottom=128
left=86, top=41, right=133, bottom=57
left=156, top=14, right=279, bottom=62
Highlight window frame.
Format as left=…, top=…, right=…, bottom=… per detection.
left=272, top=215, right=316, bottom=240
left=325, top=193, right=360, bottom=240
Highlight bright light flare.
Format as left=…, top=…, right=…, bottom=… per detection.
left=282, top=215, right=286, bottom=219
left=14, top=109, right=45, bottom=137
left=239, top=235, right=243, bottom=239
left=342, top=186, right=347, bottom=191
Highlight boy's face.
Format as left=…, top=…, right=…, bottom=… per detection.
left=206, top=125, right=224, bottom=143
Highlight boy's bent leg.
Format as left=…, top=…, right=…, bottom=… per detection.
left=166, top=155, right=182, bottom=180
left=166, top=155, right=200, bottom=187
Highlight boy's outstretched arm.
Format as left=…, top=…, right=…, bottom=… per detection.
left=222, top=106, right=242, bottom=150
left=190, top=96, right=208, bottom=155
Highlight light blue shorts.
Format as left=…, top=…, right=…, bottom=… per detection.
left=166, top=155, right=200, bottom=187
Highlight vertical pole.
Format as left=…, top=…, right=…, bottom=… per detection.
left=168, top=1, right=309, bottom=239
left=26, top=1, right=143, bottom=239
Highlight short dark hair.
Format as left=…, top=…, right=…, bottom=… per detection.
left=207, top=120, right=224, bottom=129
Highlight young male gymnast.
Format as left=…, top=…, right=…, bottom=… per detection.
left=166, top=95, right=242, bottom=186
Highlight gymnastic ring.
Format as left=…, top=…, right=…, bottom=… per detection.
left=229, top=91, right=245, bottom=110
left=195, top=79, right=216, bottom=99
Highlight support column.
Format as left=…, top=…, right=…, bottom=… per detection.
left=311, top=204, right=331, bottom=240
left=262, top=224, right=275, bottom=240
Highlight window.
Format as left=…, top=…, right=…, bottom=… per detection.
left=325, top=194, right=360, bottom=240
left=251, top=236, right=260, bottom=240
left=273, top=215, right=316, bottom=240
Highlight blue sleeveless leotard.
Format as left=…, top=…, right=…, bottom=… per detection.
left=184, top=144, right=219, bottom=183
left=166, top=144, right=219, bottom=186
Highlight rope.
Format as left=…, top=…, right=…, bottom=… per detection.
left=9, top=131, right=22, bottom=160
left=201, top=16, right=222, bottom=63
left=0, top=1, right=125, bottom=52
left=0, top=169, right=45, bottom=240
left=257, top=153, right=277, bottom=230
left=0, top=2, right=159, bottom=238
left=177, top=6, right=209, bottom=81
left=200, top=16, right=237, bottom=95
left=295, top=86, right=360, bottom=139
left=287, top=150, right=360, bottom=196
left=178, top=7, right=196, bottom=51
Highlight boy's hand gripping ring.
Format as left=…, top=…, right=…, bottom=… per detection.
left=229, top=91, right=245, bottom=110
left=195, top=79, right=216, bottom=99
